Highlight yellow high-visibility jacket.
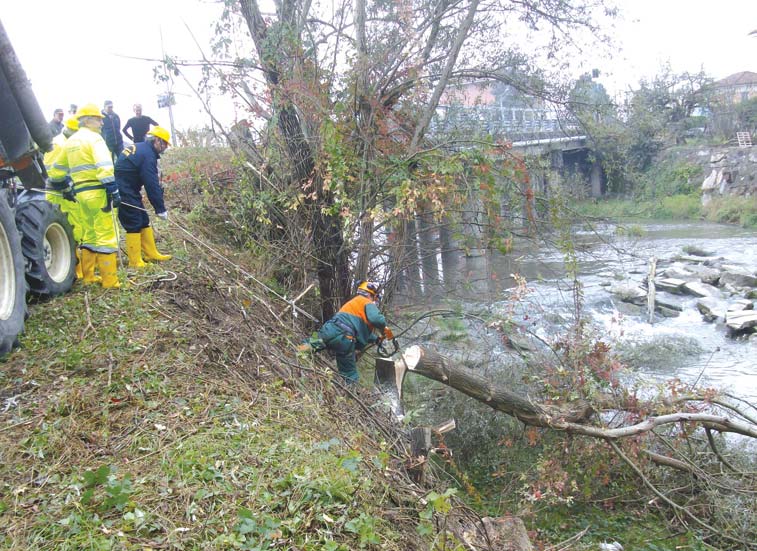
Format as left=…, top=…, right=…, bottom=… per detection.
left=43, top=133, right=67, bottom=171
left=49, top=127, right=115, bottom=193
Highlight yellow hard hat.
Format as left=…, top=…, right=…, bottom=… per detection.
left=64, top=117, right=79, bottom=131
left=357, top=281, right=380, bottom=298
left=75, top=103, right=104, bottom=119
left=147, top=126, right=171, bottom=144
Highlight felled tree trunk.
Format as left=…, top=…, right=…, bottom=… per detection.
left=400, top=345, right=593, bottom=426
left=399, top=346, right=757, bottom=440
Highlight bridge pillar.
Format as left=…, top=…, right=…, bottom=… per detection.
left=590, top=161, right=603, bottom=198
left=547, top=149, right=563, bottom=195
left=550, top=149, right=564, bottom=170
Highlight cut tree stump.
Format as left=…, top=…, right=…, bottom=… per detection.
left=408, top=427, right=432, bottom=484
left=374, top=356, right=407, bottom=418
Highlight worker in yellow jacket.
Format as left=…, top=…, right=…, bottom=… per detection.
left=44, top=117, right=84, bottom=278
left=48, top=103, right=121, bottom=289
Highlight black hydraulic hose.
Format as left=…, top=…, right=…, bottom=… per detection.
left=0, top=18, right=53, bottom=154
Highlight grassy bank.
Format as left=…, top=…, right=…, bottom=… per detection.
left=572, top=194, right=757, bottom=228
left=0, top=214, right=439, bottom=550
left=572, top=194, right=702, bottom=221
left=571, top=153, right=757, bottom=227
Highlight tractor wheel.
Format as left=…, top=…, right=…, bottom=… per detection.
left=0, top=190, right=27, bottom=356
left=16, top=200, right=76, bottom=297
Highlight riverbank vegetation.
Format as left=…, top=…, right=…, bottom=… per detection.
left=0, top=187, right=452, bottom=549
left=568, top=151, right=757, bottom=226
left=571, top=178, right=757, bottom=228
left=4, top=1, right=757, bottom=549
left=569, top=67, right=757, bottom=227
left=4, top=151, right=756, bottom=549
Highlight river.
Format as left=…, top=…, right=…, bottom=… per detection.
left=440, top=221, right=757, bottom=403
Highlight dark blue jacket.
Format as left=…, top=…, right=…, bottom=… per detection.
left=123, top=115, right=158, bottom=143
left=115, top=142, right=165, bottom=214
left=101, top=111, right=123, bottom=153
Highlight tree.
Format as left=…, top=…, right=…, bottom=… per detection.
left=736, top=96, right=757, bottom=134
left=175, top=0, right=619, bottom=317
left=574, top=67, right=713, bottom=195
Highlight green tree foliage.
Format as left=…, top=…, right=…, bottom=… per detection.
left=176, top=0, right=619, bottom=314
left=574, top=67, right=712, bottom=195
left=736, top=95, right=757, bottom=133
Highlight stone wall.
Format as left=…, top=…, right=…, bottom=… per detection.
left=658, top=145, right=757, bottom=205
left=698, top=146, right=757, bottom=205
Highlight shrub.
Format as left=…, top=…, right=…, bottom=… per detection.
left=653, top=194, right=701, bottom=219
left=704, top=196, right=757, bottom=227
left=639, top=160, right=703, bottom=198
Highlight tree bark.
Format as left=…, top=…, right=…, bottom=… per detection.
left=238, top=0, right=350, bottom=318
left=400, top=345, right=588, bottom=424
left=417, top=208, right=440, bottom=296
left=352, top=0, right=376, bottom=285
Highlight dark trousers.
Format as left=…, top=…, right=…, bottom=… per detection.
left=117, top=194, right=150, bottom=233
left=318, top=321, right=359, bottom=382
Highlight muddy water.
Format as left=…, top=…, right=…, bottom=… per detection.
left=445, top=221, right=757, bottom=402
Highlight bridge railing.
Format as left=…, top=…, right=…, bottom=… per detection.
left=429, top=116, right=584, bottom=142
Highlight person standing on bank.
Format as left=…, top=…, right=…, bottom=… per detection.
left=115, top=127, right=172, bottom=268
left=48, top=103, right=121, bottom=289
left=122, top=103, right=158, bottom=143
left=44, top=117, right=84, bottom=278
left=101, top=100, right=123, bottom=162
left=301, top=282, right=394, bottom=383
left=48, top=108, right=64, bottom=136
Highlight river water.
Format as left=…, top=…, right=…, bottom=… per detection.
left=442, top=221, right=757, bottom=403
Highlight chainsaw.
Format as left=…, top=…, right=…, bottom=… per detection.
left=377, top=336, right=399, bottom=358
left=376, top=326, right=399, bottom=358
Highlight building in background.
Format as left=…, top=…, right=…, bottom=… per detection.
left=713, top=71, right=757, bottom=105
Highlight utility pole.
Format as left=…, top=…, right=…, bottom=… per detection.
left=159, top=27, right=177, bottom=146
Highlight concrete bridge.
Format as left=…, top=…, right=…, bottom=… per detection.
left=430, top=114, right=604, bottom=197
left=510, top=134, right=603, bottom=199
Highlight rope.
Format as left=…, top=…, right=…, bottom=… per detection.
left=120, top=201, right=319, bottom=323
left=111, top=208, right=122, bottom=268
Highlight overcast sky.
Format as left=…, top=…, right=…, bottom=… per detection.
left=599, top=0, right=757, bottom=96
left=3, top=1, right=757, bottom=132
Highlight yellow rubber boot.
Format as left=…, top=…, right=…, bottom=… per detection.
left=75, top=248, right=83, bottom=279
left=140, top=226, right=171, bottom=261
left=125, top=233, right=146, bottom=268
left=97, top=253, right=121, bottom=289
left=81, top=249, right=101, bottom=284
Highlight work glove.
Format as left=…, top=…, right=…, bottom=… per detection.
left=156, top=211, right=168, bottom=220
left=384, top=327, right=394, bottom=340
left=102, top=190, right=121, bottom=212
left=61, top=184, right=76, bottom=202
left=50, top=177, right=76, bottom=202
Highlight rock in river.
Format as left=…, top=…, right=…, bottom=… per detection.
left=683, top=281, right=720, bottom=298
left=609, top=283, right=646, bottom=305
left=725, top=310, right=757, bottom=334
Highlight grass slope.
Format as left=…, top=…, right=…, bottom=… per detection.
left=0, top=217, right=440, bottom=550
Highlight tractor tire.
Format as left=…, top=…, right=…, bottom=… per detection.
left=15, top=200, right=76, bottom=297
left=0, top=190, right=27, bottom=356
